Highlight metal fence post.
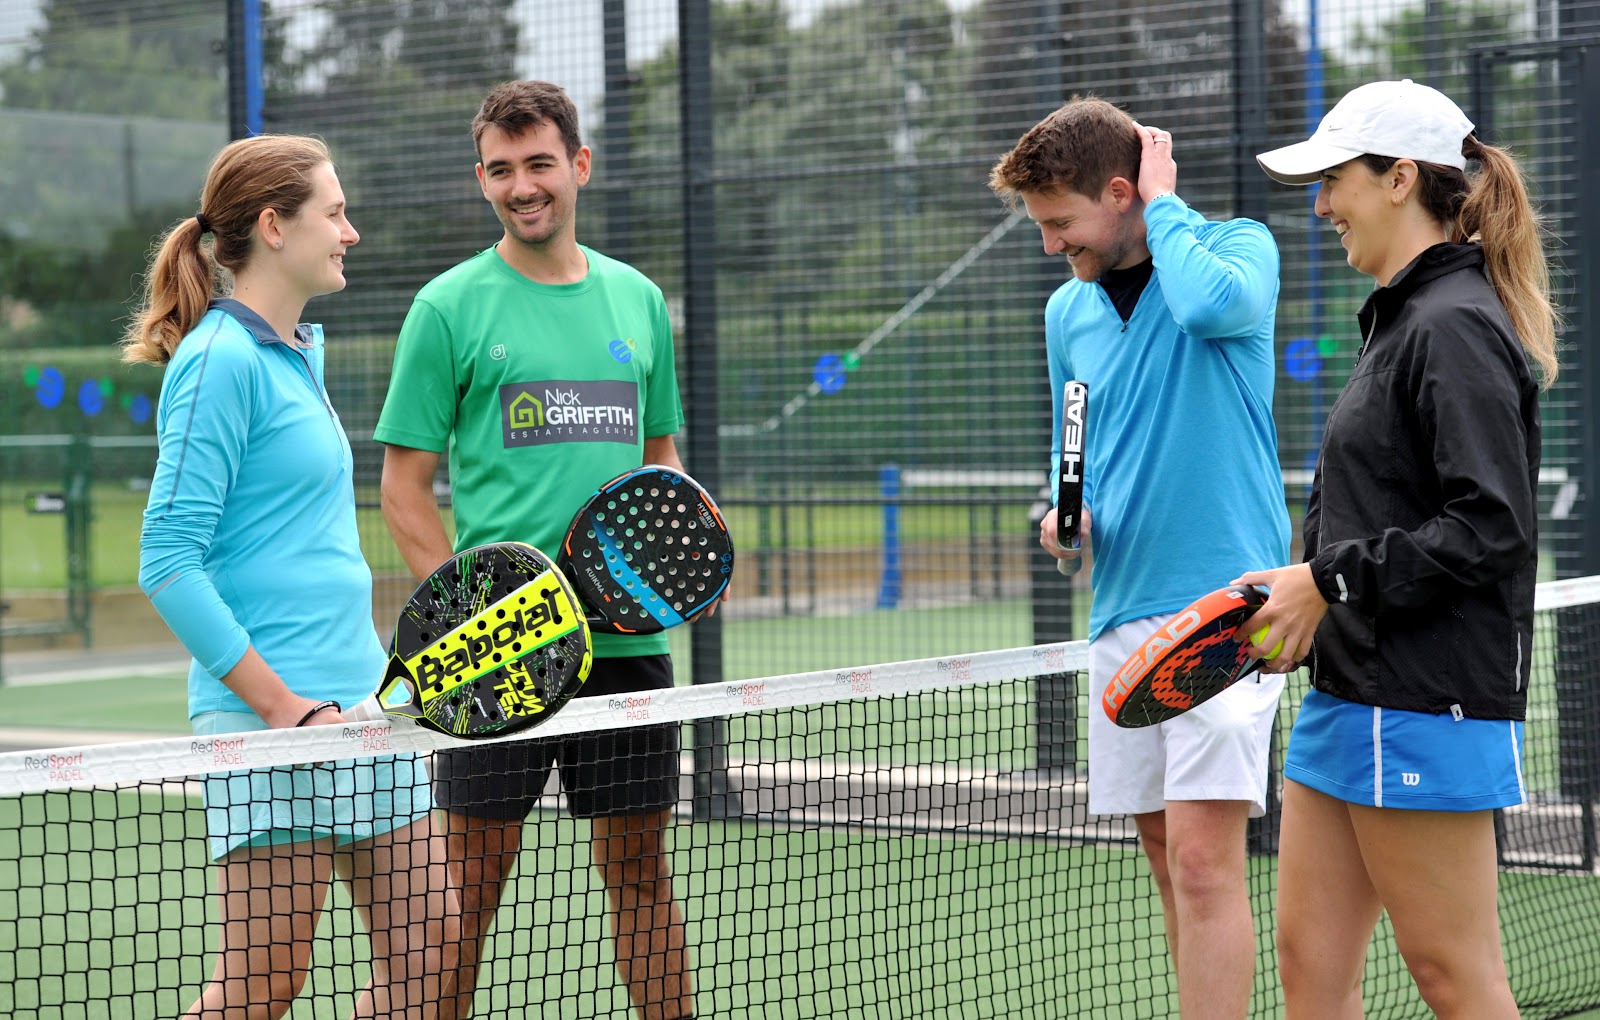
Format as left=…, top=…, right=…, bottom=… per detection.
left=681, top=0, right=740, bottom=821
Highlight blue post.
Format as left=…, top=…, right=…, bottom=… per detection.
left=243, top=0, right=264, bottom=136
left=876, top=464, right=902, bottom=609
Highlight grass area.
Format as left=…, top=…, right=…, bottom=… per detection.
left=2, top=481, right=1033, bottom=591
left=2, top=796, right=1599, bottom=1019
left=0, top=674, right=192, bottom=733
left=1, top=483, right=148, bottom=590
left=0, top=598, right=1059, bottom=735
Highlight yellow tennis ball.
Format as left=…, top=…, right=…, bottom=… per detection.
left=1251, top=626, right=1285, bottom=659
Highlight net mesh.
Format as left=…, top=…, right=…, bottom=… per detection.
left=5, top=579, right=1600, bottom=1019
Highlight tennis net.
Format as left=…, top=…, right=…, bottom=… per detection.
left=3, top=577, right=1600, bottom=1018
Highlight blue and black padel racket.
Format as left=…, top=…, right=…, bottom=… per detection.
left=560, top=465, right=735, bottom=635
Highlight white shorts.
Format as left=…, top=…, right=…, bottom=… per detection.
left=1088, top=613, right=1285, bottom=818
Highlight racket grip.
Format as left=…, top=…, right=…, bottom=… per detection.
left=1056, top=555, right=1082, bottom=576
left=343, top=695, right=385, bottom=723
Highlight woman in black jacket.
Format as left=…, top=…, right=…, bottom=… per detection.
left=1243, top=80, right=1558, bottom=1019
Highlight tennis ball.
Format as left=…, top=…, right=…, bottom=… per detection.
left=1250, top=626, right=1285, bottom=659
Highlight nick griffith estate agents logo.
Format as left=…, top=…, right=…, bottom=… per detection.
left=499, top=379, right=639, bottom=447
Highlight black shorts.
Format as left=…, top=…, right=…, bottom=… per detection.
left=432, top=654, right=680, bottom=820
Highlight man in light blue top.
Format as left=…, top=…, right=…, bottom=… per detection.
left=990, top=99, right=1289, bottom=1019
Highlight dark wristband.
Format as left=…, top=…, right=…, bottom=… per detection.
left=295, top=700, right=341, bottom=727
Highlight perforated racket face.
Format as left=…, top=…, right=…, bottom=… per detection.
left=1103, top=585, right=1267, bottom=728
left=382, top=543, right=592, bottom=738
left=561, top=466, right=735, bottom=635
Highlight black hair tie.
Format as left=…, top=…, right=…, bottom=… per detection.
left=295, top=700, right=341, bottom=727
left=195, top=212, right=212, bottom=235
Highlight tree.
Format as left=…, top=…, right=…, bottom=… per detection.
left=259, top=0, right=522, bottom=340
left=0, top=0, right=228, bottom=347
left=0, top=0, right=226, bottom=119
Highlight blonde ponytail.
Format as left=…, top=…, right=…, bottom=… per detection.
left=1458, top=136, right=1561, bottom=389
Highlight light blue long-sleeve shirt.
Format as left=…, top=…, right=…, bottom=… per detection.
left=139, top=299, right=384, bottom=717
left=1047, top=194, right=1290, bottom=641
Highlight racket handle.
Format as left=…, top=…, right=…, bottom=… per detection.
left=343, top=695, right=385, bottom=723
left=1056, top=555, right=1081, bottom=577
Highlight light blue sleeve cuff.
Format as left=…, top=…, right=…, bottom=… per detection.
left=146, top=568, right=252, bottom=679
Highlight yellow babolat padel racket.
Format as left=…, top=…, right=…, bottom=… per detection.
left=351, top=542, right=592, bottom=738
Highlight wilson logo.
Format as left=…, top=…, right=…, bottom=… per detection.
left=1401, top=772, right=1421, bottom=787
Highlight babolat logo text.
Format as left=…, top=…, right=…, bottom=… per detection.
left=500, top=378, right=639, bottom=447
left=411, top=580, right=577, bottom=700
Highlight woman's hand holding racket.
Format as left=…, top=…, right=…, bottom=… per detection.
left=1232, top=563, right=1327, bottom=674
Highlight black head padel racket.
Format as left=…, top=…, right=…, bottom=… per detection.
left=1102, top=584, right=1268, bottom=728
left=1056, top=380, right=1088, bottom=576
left=356, top=542, right=592, bottom=738
left=560, top=465, right=735, bottom=635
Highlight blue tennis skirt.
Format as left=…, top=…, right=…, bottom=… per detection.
left=193, top=711, right=434, bottom=861
left=1285, top=688, right=1525, bottom=811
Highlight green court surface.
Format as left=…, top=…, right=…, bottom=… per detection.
left=0, top=480, right=1030, bottom=590
left=0, top=598, right=1051, bottom=735
left=3, top=796, right=1599, bottom=1019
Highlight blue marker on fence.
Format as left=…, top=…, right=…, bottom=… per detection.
left=876, top=463, right=902, bottom=610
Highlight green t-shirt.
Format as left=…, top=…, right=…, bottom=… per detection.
left=374, top=245, right=684, bottom=657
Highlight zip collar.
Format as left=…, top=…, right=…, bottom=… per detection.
left=208, top=297, right=319, bottom=349
left=1355, top=242, right=1484, bottom=344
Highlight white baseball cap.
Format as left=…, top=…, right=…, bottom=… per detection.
left=1256, top=79, right=1474, bottom=186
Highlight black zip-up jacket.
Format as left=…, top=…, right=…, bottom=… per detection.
left=1304, top=242, right=1539, bottom=719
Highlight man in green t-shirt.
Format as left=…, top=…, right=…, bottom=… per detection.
left=375, top=80, right=697, bottom=1020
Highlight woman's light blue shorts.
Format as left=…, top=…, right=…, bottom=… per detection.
left=1285, top=688, right=1525, bottom=811
left=193, top=710, right=434, bottom=861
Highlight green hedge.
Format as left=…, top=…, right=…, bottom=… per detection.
left=0, top=346, right=164, bottom=439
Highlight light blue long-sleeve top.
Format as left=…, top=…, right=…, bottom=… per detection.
left=139, top=299, right=384, bottom=717
left=1047, top=194, right=1290, bottom=641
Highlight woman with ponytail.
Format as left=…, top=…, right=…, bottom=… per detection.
left=1234, top=80, right=1554, bottom=1018
left=131, top=135, right=455, bottom=1019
